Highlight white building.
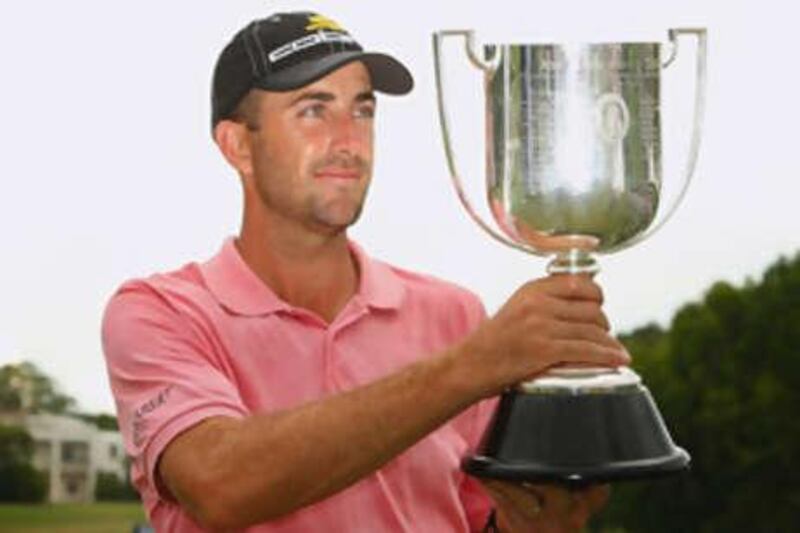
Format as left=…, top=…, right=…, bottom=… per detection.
left=0, top=412, right=127, bottom=503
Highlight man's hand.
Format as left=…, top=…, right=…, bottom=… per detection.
left=482, top=480, right=611, bottom=533
left=461, top=275, right=630, bottom=397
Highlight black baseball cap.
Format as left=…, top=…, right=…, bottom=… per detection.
left=211, top=11, right=414, bottom=130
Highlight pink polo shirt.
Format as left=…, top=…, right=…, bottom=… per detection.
left=102, top=239, right=496, bottom=532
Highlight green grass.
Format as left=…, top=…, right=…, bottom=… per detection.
left=0, top=503, right=147, bottom=532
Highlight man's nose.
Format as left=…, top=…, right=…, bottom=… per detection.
left=330, top=114, right=366, bottom=154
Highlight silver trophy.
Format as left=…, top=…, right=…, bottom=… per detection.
left=433, top=28, right=707, bottom=484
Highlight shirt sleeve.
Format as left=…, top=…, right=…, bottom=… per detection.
left=101, top=282, right=248, bottom=502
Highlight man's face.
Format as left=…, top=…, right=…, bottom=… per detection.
left=243, top=61, right=375, bottom=235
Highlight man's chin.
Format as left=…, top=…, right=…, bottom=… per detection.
left=310, top=209, right=363, bottom=235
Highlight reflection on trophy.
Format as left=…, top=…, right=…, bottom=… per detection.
left=433, top=28, right=707, bottom=484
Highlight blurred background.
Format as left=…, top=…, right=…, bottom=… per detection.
left=0, top=1, right=797, bottom=531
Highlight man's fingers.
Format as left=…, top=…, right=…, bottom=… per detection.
left=566, top=494, right=592, bottom=531
left=482, top=480, right=545, bottom=525
left=550, top=339, right=630, bottom=368
left=549, top=298, right=611, bottom=330
left=533, top=275, right=604, bottom=303
left=483, top=482, right=611, bottom=532
left=536, top=485, right=572, bottom=515
left=566, top=485, right=611, bottom=529
left=583, top=484, right=611, bottom=513
left=537, top=485, right=594, bottom=531
left=551, top=321, right=622, bottom=349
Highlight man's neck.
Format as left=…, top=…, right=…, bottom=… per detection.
left=235, top=224, right=359, bottom=324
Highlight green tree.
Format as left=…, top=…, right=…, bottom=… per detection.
left=95, top=470, right=139, bottom=502
left=0, top=361, right=76, bottom=414
left=76, top=413, right=120, bottom=431
left=0, top=424, right=48, bottom=502
left=597, top=252, right=800, bottom=532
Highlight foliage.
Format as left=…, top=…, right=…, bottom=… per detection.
left=0, top=362, right=75, bottom=415
left=0, top=362, right=118, bottom=429
left=0, top=425, right=48, bottom=503
left=94, top=471, right=139, bottom=502
left=596, top=252, right=800, bottom=532
left=0, top=424, right=35, bottom=468
left=75, top=413, right=119, bottom=431
left=0, top=363, right=132, bottom=506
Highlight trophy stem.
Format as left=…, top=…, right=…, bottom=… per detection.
left=546, top=249, right=599, bottom=276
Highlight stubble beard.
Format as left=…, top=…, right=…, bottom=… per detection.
left=302, top=152, right=371, bottom=233
left=256, top=154, right=372, bottom=236
left=308, top=189, right=368, bottom=232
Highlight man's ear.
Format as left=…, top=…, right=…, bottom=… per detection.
left=214, top=120, right=254, bottom=177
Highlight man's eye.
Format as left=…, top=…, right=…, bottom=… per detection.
left=299, top=104, right=325, bottom=118
left=355, top=106, right=375, bottom=119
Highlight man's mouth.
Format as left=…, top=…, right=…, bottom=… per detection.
left=314, top=167, right=360, bottom=180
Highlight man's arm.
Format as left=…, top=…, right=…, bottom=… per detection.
left=158, top=275, right=629, bottom=530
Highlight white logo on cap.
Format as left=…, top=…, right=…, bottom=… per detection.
left=268, top=30, right=356, bottom=63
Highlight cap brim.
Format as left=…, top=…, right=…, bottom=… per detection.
left=254, top=51, right=413, bottom=95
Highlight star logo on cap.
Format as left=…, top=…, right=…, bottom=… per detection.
left=305, top=14, right=344, bottom=32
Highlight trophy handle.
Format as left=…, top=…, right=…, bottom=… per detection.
left=433, top=30, right=532, bottom=254
left=620, top=28, right=707, bottom=249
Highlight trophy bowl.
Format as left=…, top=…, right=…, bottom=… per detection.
left=433, top=28, right=707, bottom=484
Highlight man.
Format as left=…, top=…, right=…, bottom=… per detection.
left=102, top=11, right=629, bottom=532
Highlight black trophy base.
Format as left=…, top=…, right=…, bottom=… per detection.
left=463, top=385, right=690, bottom=486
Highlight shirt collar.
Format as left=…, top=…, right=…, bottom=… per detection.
left=349, top=241, right=406, bottom=311
left=200, top=238, right=405, bottom=317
